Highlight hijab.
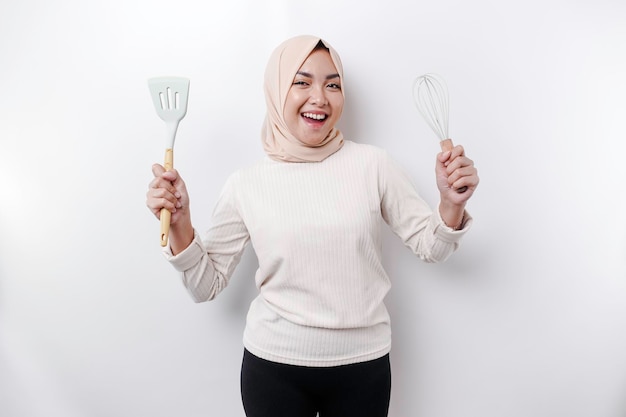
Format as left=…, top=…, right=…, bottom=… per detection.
left=261, top=35, right=344, bottom=162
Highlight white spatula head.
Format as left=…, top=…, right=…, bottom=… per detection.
left=148, top=76, right=190, bottom=148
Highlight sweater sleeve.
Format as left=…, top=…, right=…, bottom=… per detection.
left=380, top=152, right=472, bottom=263
left=163, top=175, right=251, bottom=302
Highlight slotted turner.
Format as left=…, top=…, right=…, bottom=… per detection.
left=148, top=76, right=190, bottom=246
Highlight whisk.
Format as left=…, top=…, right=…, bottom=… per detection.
left=413, top=73, right=467, bottom=193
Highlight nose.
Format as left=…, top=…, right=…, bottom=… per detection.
left=309, top=85, right=327, bottom=106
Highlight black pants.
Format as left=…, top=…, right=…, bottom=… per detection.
left=240, top=349, right=391, bottom=417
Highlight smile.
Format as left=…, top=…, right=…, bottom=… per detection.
left=302, top=112, right=327, bottom=121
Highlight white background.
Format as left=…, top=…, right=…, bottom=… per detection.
left=1, top=0, right=625, bottom=416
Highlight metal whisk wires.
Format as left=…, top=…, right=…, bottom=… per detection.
left=412, top=73, right=449, bottom=141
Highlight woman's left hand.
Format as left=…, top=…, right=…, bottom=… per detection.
left=436, top=144, right=479, bottom=205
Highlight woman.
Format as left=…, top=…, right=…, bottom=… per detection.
left=146, top=35, right=479, bottom=417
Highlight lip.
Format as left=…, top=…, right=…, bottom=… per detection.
left=301, top=116, right=327, bottom=131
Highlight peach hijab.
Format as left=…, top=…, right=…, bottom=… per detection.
left=261, top=35, right=344, bottom=162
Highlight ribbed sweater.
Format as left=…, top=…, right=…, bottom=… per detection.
left=164, top=141, right=471, bottom=366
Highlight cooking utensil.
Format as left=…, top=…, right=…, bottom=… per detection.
left=148, top=76, right=190, bottom=246
left=413, top=73, right=467, bottom=193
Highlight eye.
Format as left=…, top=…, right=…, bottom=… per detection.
left=293, top=80, right=309, bottom=87
left=327, top=82, right=341, bottom=90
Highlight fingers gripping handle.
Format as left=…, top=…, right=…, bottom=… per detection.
left=160, top=148, right=174, bottom=247
left=440, top=139, right=468, bottom=194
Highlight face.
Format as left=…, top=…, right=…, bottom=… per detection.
left=283, top=49, right=344, bottom=146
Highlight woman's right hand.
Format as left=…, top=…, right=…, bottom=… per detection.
left=146, top=164, right=195, bottom=254
left=146, top=164, right=190, bottom=225
left=147, top=164, right=194, bottom=253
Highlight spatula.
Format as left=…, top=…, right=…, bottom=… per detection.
left=148, top=76, right=190, bottom=246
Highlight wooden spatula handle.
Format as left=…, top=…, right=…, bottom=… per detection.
left=160, top=148, right=174, bottom=247
left=440, top=139, right=468, bottom=194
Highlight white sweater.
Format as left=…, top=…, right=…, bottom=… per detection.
left=164, top=141, right=471, bottom=366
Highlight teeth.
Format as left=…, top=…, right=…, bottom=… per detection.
left=302, top=112, right=327, bottom=120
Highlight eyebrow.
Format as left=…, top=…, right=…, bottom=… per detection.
left=296, top=71, right=341, bottom=80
